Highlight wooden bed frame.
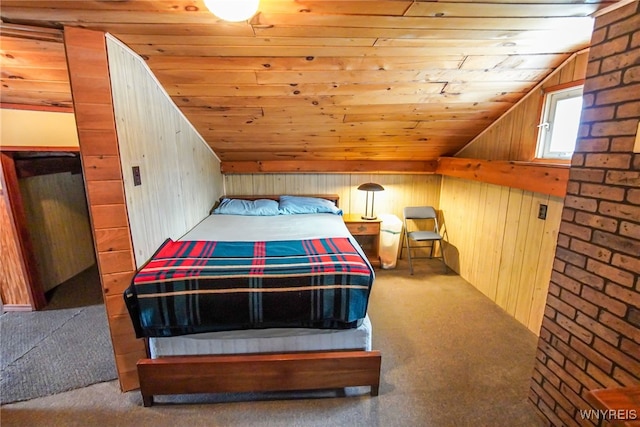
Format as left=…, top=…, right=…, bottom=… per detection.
left=136, top=194, right=382, bottom=406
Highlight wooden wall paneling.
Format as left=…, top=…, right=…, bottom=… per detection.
left=223, top=173, right=442, bottom=221
left=0, top=152, right=45, bottom=309
left=513, top=192, right=548, bottom=326
left=439, top=176, right=563, bottom=334
left=527, top=195, right=564, bottom=334
left=456, top=50, right=590, bottom=161
left=64, top=26, right=145, bottom=392
left=18, top=172, right=95, bottom=291
left=106, top=36, right=223, bottom=267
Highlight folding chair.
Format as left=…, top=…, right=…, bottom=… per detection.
left=400, top=206, right=447, bottom=275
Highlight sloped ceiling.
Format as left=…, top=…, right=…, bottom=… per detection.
left=0, top=1, right=616, bottom=169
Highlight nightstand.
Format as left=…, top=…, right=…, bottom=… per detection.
left=343, top=214, right=381, bottom=268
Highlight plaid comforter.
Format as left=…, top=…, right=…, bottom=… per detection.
left=124, top=237, right=374, bottom=338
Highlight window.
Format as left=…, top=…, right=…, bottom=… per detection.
left=536, top=85, right=584, bottom=160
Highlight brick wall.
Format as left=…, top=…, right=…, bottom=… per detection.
left=530, top=2, right=640, bottom=426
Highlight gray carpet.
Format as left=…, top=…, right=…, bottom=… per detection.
left=1, top=260, right=545, bottom=426
left=0, top=267, right=117, bottom=404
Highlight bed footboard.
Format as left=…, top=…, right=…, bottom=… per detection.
left=137, top=350, right=381, bottom=407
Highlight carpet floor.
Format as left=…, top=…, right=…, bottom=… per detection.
left=0, top=266, right=117, bottom=404
left=0, top=259, right=545, bottom=426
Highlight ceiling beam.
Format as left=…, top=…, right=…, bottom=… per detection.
left=221, top=160, right=438, bottom=174
left=437, top=157, right=570, bottom=197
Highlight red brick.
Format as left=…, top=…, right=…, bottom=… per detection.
left=565, top=195, right=598, bottom=212
left=630, top=308, right=640, bottom=328
left=571, top=335, right=614, bottom=372
left=580, top=183, right=625, bottom=201
left=599, top=201, right=640, bottom=222
left=597, top=230, right=640, bottom=258
left=611, top=253, right=640, bottom=274
left=592, top=337, right=640, bottom=377
left=608, top=10, right=640, bottom=38
left=582, top=286, right=627, bottom=317
left=588, top=35, right=630, bottom=61
left=536, top=357, right=563, bottom=388
left=612, top=365, right=640, bottom=385
left=583, top=93, right=595, bottom=108
left=595, top=82, right=640, bottom=106
left=599, top=311, right=639, bottom=342
left=585, top=362, right=622, bottom=389
left=535, top=390, right=565, bottom=427
left=591, top=120, right=638, bottom=139
left=586, top=60, right=601, bottom=79
left=585, top=153, right=632, bottom=168
left=560, top=221, right=593, bottom=241
left=545, top=305, right=558, bottom=321
left=628, top=189, right=640, bottom=205
left=560, top=289, right=599, bottom=318
left=569, top=239, right=612, bottom=263
left=557, top=313, right=594, bottom=343
left=624, top=65, right=640, bottom=84
left=611, top=136, right=637, bottom=152
left=552, top=335, right=587, bottom=369
left=574, top=136, right=611, bottom=152
left=566, top=264, right=605, bottom=291
left=575, top=312, right=620, bottom=346
left=606, top=282, right=640, bottom=306
left=619, top=338, right=640, bottom=362
left=542, top=377, right=575, bottom=414
left=572, top=153, right=586, bottom=167
left=578, top=124, right=591, bottom=139
left=594, top=1, right=638, bottom=29
left=554, top=259, right=567, bottom=274
left=588, top=260, right=635, bottom=290
left=567, top=181, right=580, bottom=195
left=552, top=360, right=583, bottom=393
left=565, top=359, right=605, bottom=391
left=531, top=376, right=558, bottom=410
left=605, top=171, right=640, bottom=186
left=549, top=282, right=561, bottom=297
left=574, top=211, right=618, bottom=233
left=620, top=221, right=640, bottom=239
left=542, top=315, right=572, bottom=343
left=570, top=168, right=605, bottom=183
left=633, top=31, right=640, bottom=48
left=556, top=247, right=587, bottom=268
left=560, top=382, right=593, bottom=420
left=548, top=294, right=577, bottom=319
left=590, top=27, right=607, bottom=46
left=617, top=101, right=640, bottom=119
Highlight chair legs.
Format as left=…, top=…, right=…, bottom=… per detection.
left=405, top=239, right=447, bottom=275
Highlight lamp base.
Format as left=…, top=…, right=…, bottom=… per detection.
left=361, top=215, right=377, bottom=220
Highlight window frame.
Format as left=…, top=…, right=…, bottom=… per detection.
left=535, top=83, right=584, bottom=161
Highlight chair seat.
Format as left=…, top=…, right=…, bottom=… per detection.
left=407, top=230, right=441, bottom=241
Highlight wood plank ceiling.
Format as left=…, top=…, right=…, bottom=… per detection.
left=0, top=0, right=616, bottom=165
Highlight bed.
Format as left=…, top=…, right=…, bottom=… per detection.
left=124, top=195, right=381, bottom=406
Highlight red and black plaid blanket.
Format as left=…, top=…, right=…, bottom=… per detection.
left=124, top=237, right=374, bottom=337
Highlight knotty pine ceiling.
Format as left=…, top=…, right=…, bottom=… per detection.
left=0, top=0, right=617, bottom=166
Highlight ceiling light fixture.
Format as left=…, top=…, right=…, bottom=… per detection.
left=204, top=0, right=259, bottom=22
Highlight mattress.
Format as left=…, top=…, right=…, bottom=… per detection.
left=144, top=212, right=374, bottom=358
left=149, top=314, right=372, bottom=358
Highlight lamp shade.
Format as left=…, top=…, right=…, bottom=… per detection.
left=357, top=183, right=384, bottom=220
left=204, top=0, right=259, bottom=22
left=357, top=182, right=384, bottom=192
